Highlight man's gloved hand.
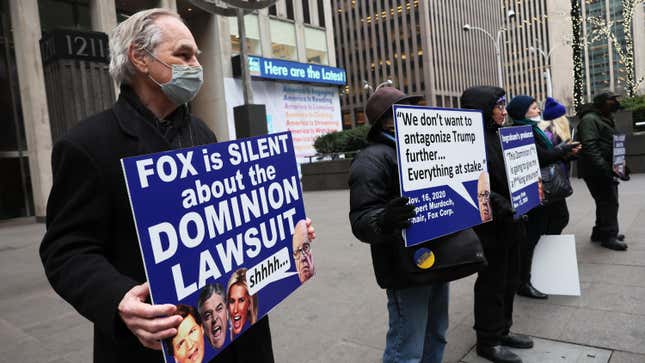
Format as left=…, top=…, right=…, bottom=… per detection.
left=377, top=197, right=416, bottom=233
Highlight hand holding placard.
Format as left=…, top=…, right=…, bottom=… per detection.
left=118, top=283, right=181, bottom=350
left=393, top=105, right=489, bottom=246
left=121, top=132, right=310, bottom=362
left=378, top=197, right=416, bottom=233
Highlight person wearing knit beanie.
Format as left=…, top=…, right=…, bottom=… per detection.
left=509, top=95, right=581, bottom=301
left=539, top=97, right=571, bottom=144
left=506, top=95, right=536, bottom=121
left=542, top=97, right=566, bottom=121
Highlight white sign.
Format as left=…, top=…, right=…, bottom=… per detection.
left=531, top=234, right=581, bottom=296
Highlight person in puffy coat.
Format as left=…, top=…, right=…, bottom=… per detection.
left=349, top=86, right=449, bottom=363
left=461, top=86, right=534, bottom=363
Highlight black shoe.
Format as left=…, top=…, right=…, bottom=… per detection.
left=476, top=345, right=522, bottom=363
left=591, top=233, right=625, bottom=243
left=600, top=237, right=628, bottom=251
left=500, top=333, right=534, bottom=349
left=517, top=282, right=548, bottom=299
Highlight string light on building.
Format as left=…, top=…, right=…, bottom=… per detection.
left=572, top=0, right=585, bottom=108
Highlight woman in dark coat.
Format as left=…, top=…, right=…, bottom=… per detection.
left=461, top=86, right=534, bottom=363
left=506, top=95, right=581, bottom=299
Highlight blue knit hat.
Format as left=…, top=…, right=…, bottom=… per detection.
left=542, top=97, right=566, bottom=120
left=506, top=95, right=535, bottom=120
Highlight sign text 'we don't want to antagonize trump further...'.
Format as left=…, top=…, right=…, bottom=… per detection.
left=121, top=132, right=313, bottom=363
left=393, top=105, right=490, bottom=247
left=499, top=125, right=541, bottom=218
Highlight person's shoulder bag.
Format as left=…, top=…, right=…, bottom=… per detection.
left=540, top=162, right=573, bottom=205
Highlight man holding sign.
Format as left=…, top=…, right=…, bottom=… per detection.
left=39, top=9, right=315, bottom=363
left=577, top=92, right=629, bottom=251
left=349, top=87, right=449, bottom=363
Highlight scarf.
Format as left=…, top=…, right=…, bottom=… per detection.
left=513, top=118, right=553, bottom=149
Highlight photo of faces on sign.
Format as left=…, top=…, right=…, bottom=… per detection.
left=164, top=219, right=315, bottom=362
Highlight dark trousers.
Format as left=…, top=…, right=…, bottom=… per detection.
left=583, top=176, right=619, bottom=240
left=212, top=316, right=274, bottom=363
left=474, top=222, right=522, bottom=346
left=520, top=200, right=569, bottom=284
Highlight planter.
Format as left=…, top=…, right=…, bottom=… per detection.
left=301, top=158, right=352, bottom=191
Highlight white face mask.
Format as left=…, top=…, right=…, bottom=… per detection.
left=528, top=115, right=543, bottom=122
left=146, top=50, right=203, bottom=105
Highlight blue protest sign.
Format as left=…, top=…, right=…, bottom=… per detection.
left=393, top=105, right=490, bottom=247
left=613, top=134, right=626, bottom=178
left=121, top=132, right=313, bottom=362
left=498, top=125, right=541, bottom=217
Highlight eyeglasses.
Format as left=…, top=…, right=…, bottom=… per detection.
left=293, top=242, right=311, bottom=259
left=494, top=103, right=506, bottom=111
left=478, top=191, right=490, bottom=202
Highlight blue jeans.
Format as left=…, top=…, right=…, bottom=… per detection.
left=383, top=283, right=450, bottom=363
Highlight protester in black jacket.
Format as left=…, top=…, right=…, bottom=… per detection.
left=349, top=87, right=449, bottom=363
left=40, top=9, right=309, bottom=363
left=506, top=95, right=581, bottom=299
left=577, top=92, right=629, bottom=251
left=461, top=86, right=534, bottom=363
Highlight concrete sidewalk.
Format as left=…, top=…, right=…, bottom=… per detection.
left=0, top=175, right=643, bottom=363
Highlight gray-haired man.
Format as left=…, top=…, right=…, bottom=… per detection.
left=40, top=8, right=273, bottom=363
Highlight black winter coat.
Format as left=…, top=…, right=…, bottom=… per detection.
left=460, top=86, right=524, bottom=248
left=349, top=133, right=448, bottom=289
left=576, top=104, right=615, bottom=178
left=40, top=89, right=272, bottom=363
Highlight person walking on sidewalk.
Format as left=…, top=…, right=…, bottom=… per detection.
left=577, top=92, right=630, bottom=251
left=461, top=86, right=534, bottom=363
left=349, top=87, right=449, bottom=363
left=506, top=95, right=581, bottom=300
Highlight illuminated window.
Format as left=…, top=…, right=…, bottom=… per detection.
left=305, top=26, right=328, bottom=64
left=270, top=19, right=297, bottom=60
left=229, top=15, right=261, bottom=56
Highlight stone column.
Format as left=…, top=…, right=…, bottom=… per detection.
left=633, top=3, right=645, bottom=95
left=90, top=0, right=118, bottom=96
left=188, top=11, right=232, bottom=141
left=158, top=0, right=177, bottom=12
left=258, top=9, right=272, bottom=57
left=90, top=0, right=117, bottom=33
left=322, top=0, right=336, bottom=66
left=293, top=0, right=307, bottom=63
left=9, top=0, right=53, bottom=219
